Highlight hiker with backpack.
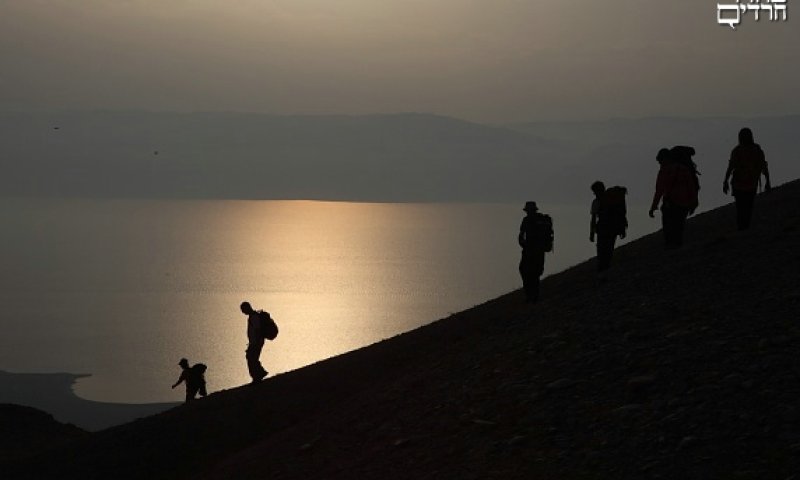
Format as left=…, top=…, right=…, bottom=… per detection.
left=240, top=301, right=278, bottom=383
left=649, top=146, right=700, bottom=249
left=590, top=181, right=628, bottom=275
left=171, top=358, right=208, bottom=403
left=518, top=201, right=554, bottom=303
left=723, top=127, right=771, bottom=230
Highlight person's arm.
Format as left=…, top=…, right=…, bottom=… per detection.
left=518, top=219, right=526, bottom=248
left=723, top=162, right=734, bottom=194
left=649, top=193, right=660, bottom=217
left=621, top=195, right=628, bottom=238
left=723, top=148, right=736, bottom=194
left=762, top=150, right=771, bottom=191
left=172, top=371, right=188, bottom=389
left=649, top=167, right=668, bottom=217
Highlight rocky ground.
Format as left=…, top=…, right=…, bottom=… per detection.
left=0, top=404, right=86, bottom=464
left=4, top=180, right=800, bottom=479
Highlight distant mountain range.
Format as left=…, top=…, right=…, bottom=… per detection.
left=1, top=111, right=797, bottom=205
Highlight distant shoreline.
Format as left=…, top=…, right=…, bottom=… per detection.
left=0, top=370, right=177, bottom=431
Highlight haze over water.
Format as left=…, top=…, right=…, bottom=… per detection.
left=0, top=197, right=656, bottom=404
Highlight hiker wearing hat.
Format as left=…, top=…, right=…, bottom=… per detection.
left=171, top=358, right=208, bottom=403
left=518, top=201, right=554, bottom=303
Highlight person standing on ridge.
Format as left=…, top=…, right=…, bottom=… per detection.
left=590, top=181, right=628, bottom=276
left=171, top=358, right=208, bottom=403
left=723, top=127, right=771, bottom=230
left=649, top=146, right=700, bottom=249
left=240, top=301, right=269, bottom=383
left=518, top=201, right=554, bottom=303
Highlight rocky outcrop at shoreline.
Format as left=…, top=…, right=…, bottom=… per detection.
left=4, top=180, right=800, bottom=479
left=0, top=371, right=178, bottom=431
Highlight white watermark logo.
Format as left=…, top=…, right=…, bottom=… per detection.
left=718, top=0, right=788, bottom=29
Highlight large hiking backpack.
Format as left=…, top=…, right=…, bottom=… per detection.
left=189, top=363, right=208, bottom=396
left=600, top=186, right=628, bottom=235
left=257, top=311, right=279, bottom=341
left=533, top=214, right=554, bottom=252
left=671, top=145, right=696, bottom=167
left=668, top=146, right=700, bottom=210
left=187, top=363, right=207, bottom=389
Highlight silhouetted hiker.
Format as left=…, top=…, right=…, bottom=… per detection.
left=590, top=181, right=628, bottom=276
left=649, top=146, right=700, bottom=249
left=723, top=127, right=772, bottom=230
left=518, top=201, right=554, bottom=303
left=241, top=301, right=270, bottom=383
left=171, top=358, right=208, bottom=403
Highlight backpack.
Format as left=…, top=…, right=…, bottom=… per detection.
left=257, top=311, right=279, bottom=341
left=532, top=214, right=554, bottom=252
left=187, top=363, right=207, bottom=388
left=670, top=145, right=696, bottom=168
left=600, top=186, right=628, bottom=235
left=668, top=146, right=700, bottom=210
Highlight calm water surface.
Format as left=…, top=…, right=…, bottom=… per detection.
left=0, top=199, right=656, bottom=403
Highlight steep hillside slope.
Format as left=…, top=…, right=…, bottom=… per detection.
left=5, top=180, right=800, bottom=479
left=0, top=404, right=87, bottom=464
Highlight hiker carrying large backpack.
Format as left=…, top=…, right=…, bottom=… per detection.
left=590, top=181, right=628, bottom=274
left=518, top=201, right=554, bottom=303
left=240, top=301, right=278, bottom=383
left=723, top=128, right=772, bottom=230
left=171, top=358, right=208, bottom=403
left=649, top=146, right=700, bottom=249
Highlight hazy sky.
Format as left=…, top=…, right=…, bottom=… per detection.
left=1, top=0, right=798, bottom=122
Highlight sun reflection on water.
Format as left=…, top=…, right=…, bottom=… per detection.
left=0, top=199, right=655, bottom=403
left=46, top=199, right=522, bottom=403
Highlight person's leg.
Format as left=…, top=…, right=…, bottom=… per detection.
left=596, top=239, right=605, bottom=272
left=531, top=276, right=540, bottom=302
left=735, top=189, right=756, bottom=230
left=521, top=252, right=539, bottom=302
left=743, top=191, right=756, bottom=229
left=246, top=340, right=266, bottom=381
left=597, top=232, right=615, bottom=272
left=674, top=206, right=689, bottom=247
left=519, top=255, right=529, bottom=299
left=185, top=385, right=199, bottom=403
left=531, top=251, right=545, bottom=302
left=733, top=190, right=744, bottom=230
left=661, top=205, right=675, bottom=248
left=245, top=346, right=255, bottom=379
left=609, top=234, right=617, bottom=262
